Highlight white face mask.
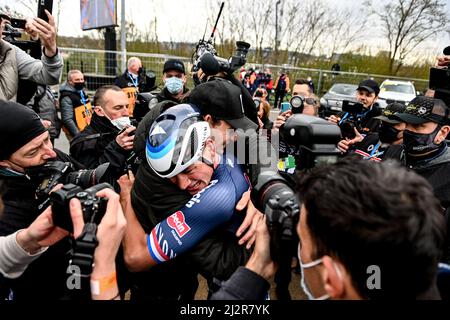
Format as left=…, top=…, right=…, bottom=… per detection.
left=298, top=244, right=343, bottom=300
left=110, top=116, right=131, bottom=130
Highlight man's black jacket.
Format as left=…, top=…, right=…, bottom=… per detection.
left=0, top=150, right=81, bottom=300
left=70, top=113, right=131, bottom=174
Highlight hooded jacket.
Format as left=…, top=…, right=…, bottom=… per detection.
left=0, top=40, right=63, bottom=102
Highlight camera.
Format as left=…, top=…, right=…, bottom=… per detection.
left=339, top=100, right=365, bottom=139
left=251, top=171, right=300, bottom=262
left=282, top=114, right=342, bottom=170
left=133, top=92, right=159, bottom=123
left=51, top=183, right=111, bottom=232
left=252, top=115, right=341, bottom=261
left=429, top=67, right=450, bottom=109
left=193, top=40, right=251, bottom=76
left=137, top=67, right=157, bottom=93
left=192, top=2, right=250, bottom=77
left=25, top=161, right=114, bottom=203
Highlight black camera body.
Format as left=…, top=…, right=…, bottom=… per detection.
left=430, top=67, right=450, bottom=110
left=339, top=100, right=365, bottom=139
left=26, top=161, right=114, bottom=206
left=133, top=92, right=159, bottom=123
left=252, top=115, right=341, bottom=261
left=282, top=114, right=341, bottom=170
left=193, top=40, right=251, bottom=76
left=51, top=183, right=111, bottom=232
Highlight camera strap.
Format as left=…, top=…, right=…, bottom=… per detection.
left=67, top=222, right=98, bottom=299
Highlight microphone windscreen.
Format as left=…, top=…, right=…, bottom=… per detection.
left=200, top=52, right=220, bottom=75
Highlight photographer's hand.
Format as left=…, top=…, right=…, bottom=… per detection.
left=16, top=206, right=68, bottom=255
left=116, top=126, right=136, bottom=151
left=236, top=191, right=264, bottom=249
left=337, top=128, right=364, bottom=153
left=436, top=55, right=450, bottom=68
left=245, top=217, right=277, bottom=281
left=29, top=10, right=57, bottom=57
left=273, top=110, right=292, bottom=131
left=25, top=18, right=39, bottom=41
left=70, top=189, right=126, bottom=300
left=328, top=115, right=341, bottom=125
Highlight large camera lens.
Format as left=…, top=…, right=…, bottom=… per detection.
left=65, top=163, right=112, bottom=189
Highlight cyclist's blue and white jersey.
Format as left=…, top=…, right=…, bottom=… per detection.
left=147, top=155, right=250, bottom=264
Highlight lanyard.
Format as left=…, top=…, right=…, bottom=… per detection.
left=339, top=108, right=371, bottom=126
left=79, top=90, right=91, bottom=117
left=128, top=73, right=139, bottom=88
left=369, top=141, right=383, bottom=158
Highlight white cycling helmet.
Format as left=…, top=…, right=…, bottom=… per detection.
left=146, top=104, right=211, bottom=178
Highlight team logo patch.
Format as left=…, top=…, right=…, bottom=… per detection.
left=167, top=211, right=191, bottom=238
left=418, top=107, right=427, bottom=115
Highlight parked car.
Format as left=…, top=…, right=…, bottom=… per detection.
left=377, top=79, right=417, bottom=108
left=320, top=83, right=358, bottom=116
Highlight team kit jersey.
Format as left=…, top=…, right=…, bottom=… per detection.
left=148, top=155, right=250, bottom=263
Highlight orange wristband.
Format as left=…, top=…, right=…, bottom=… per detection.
left=90, top=271, right=117, bottom=296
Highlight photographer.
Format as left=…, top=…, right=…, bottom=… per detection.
left=0, top=10, right=62, bottom=102
left=70, top=85, right=135, bottom=175
left=0, top=182, right=126, bottom=300
left=340, top=102, right=406, bottom=161
left=212, top=159, right=446, bottom=300
left=329, top=79, right=382, bottom=153
left=0, top=100, right=108, bottom=299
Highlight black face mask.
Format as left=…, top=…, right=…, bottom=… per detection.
left=74, top=82, right=85, bottom=91
left=378, top=124, right=401, bottom=144
left=403, top=125, right=442, bottom=156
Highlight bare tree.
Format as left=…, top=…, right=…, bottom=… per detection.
left=327, top=6, right=367, bottom=57
left=370, top=0, right=448, bottom=75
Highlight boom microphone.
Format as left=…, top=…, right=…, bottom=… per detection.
left=199, top=52, right=220, bottom=75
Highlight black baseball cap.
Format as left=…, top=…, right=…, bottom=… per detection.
left=189, top=80, right=258, bottom=131
left=374, top=102, right=406, bottom=124
left=163, top=59, right=185, bottom=74
left=357, top=79, right=380, bottom=96
left=396, top=96, right=449, bottom=125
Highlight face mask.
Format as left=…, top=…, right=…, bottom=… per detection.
left=110, top=116, right=131, bottom=131
left=165, top=77, right=184, bottom=95
left=299, top=257, right=330, bottom=300
left=298, top=244, right=342, bottom=300
left=73, top=82, right=84, bottom=91
left=403, top=125, right=441, bottom=156
left=378, top=124, right=401, bottom=144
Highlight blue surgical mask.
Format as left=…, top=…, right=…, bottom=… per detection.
left=164, top=77, right=184, bottom=95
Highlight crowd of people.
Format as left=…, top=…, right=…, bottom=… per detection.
left=1, top=9, right=450, bottom=302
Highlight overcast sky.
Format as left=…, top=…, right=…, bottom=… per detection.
left=2, top=0, right=449, bottom=58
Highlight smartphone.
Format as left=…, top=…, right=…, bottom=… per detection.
left=118, top=126, right=136, bottom=136
left=11, top=18, right=27, bottom=29
left=280, top=102, right=291, bottom=113
left=37, top=0, right=53, bottom=22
